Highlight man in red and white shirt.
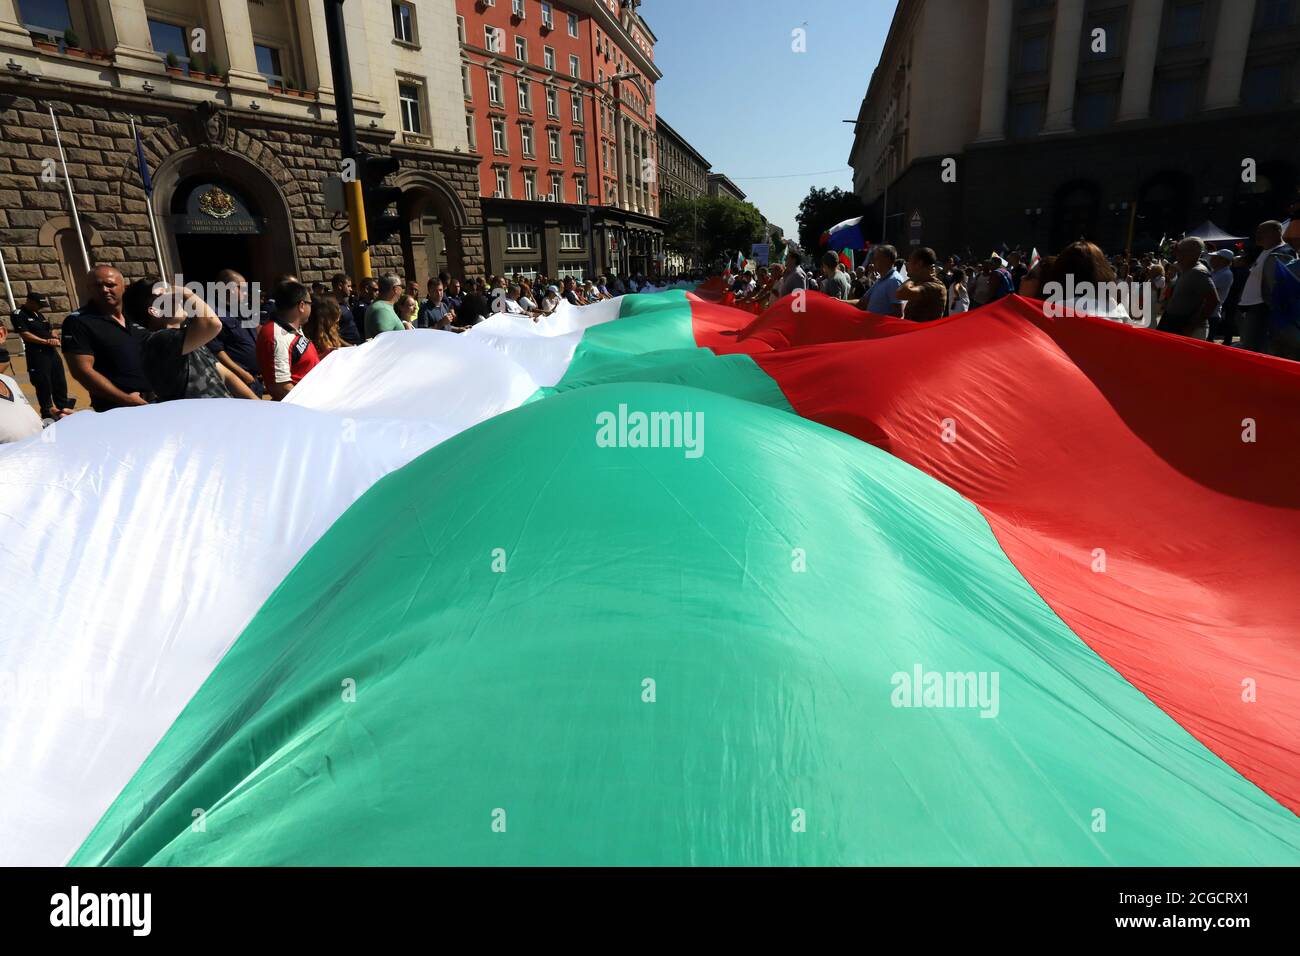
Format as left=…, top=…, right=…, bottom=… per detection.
left=256, top=280, right=319, bottom=401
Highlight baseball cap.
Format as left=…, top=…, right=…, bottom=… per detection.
left=25, top=291, right=48, bottom=306
left=1210, top=248, right=1235, bottom=261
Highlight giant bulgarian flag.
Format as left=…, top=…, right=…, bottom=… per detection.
left=2, top=284, right=1299, bottom=866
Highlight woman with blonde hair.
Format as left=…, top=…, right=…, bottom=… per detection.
left=305, top=293, right=349, bottom=359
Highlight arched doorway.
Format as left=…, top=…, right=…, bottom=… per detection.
left=151, top=147, right=298, bottom=288
left=396, top=171, right=469, bottom=284
left=1050, top=180, right=1100, bottom=250
left=1134, top=172, right=1192, bottom=253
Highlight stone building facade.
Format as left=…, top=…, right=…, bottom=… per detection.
left=0, top=0, right=483, bottom=317
left=848, top=0, right=1300, bottom=258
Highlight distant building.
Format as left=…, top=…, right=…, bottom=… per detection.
left=707, top=172, right=745, bottom=202
left=456, top=0, right=665, bottom=279
left=654, top=115, right=710, bottom=273
left=848, top=0, right=1300, bottom=258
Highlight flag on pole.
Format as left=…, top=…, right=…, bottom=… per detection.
left=134, top=121, right=153, bottom=197
left=131, top=117, right=167, bottom=283
left=827, top=216, right=865, bottom=251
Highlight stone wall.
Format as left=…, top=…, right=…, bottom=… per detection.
left=0, top=77, right=484, bottom=316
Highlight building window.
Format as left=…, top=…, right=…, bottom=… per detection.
left=1164, top=2, right=1203, bottom=48
left=484, top=25, right=503, bottom=52
left=392, top=2, right=416, bottom=44
left=1152, top=75, right=1196, bottom=120
left=515, top=36, right=527, bottom=60
left=518, top=77, right=531, bottom=111
left=550, top=171, right=563, bottom=202
left=540, top=2, right=553, bottom=29
left=507, top=223, right=536, bottom=250
left=544, top=46, right=555, bottom=70
left=548, top=128, right=561, bottom=161
left=1007, top=98, right=1044, bottom=138
left=574, top=175, right=586, bottom=204
left=462, top=65, right=472, bottom=100
left=148, top=19, right=190, bottom=69
left=254, top=43, right=283, bottom=85
left=1074, top=89, right=1116, bottom=131
left=465, top=112, right=476, bottom=149
left=512, top=0, right=526, bottom=17
left=573, top=134, right=585, bottom=165
left=571, top=93, right=583, bottom=124
left=546, top=86, right=558, bottom=117
left=520, top=121, right=534, bottom=156
left=491, top=116, right=507, bottom=152
left=495, top=167, right=510, bottom=198
left=523, top=170, right=536, bottom=200
left=456, top=15, right=465, bottom=43
left=569, top=54, right=580, bottom=78
left=1255, top=0, right=1295, bottom=30
left=18, top=0, right=72, bottom=38
left=1241, top=63, right=1285, bottom=108
left=488, top=71, right=502, bottom=104
left=398, top=80, right=424, bottom=134
left=560, top=226, right=582, bottom=250
left=567, top=12, right=579, bottom=37
left=1017, top=33, right=1047, bottom=74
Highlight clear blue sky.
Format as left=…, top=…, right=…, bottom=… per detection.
left=649, top=0, right=896, bottom=238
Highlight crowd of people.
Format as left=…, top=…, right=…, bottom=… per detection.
left=718, top=218, right=1300, bottom=359
left=0, top=264, right=692, bottom=436
left=3, top=217, right=1298, bottom=442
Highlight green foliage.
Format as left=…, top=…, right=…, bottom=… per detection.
left=661, top=194, right=766, bottom=266
left=62, top=28, right=80, bottom=49
left=796, top=186, right=867, bottom=254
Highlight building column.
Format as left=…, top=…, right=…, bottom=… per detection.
left=1043, top=0, right=1086, bottom=133
left=296, top=0, right=336, bottom=101
left=96, top=0, right=160, bottom=74
left=615, top=117, right=627, bottom=209
left=1204, top=0, right=1257, bottom=110
left=974, top=0, right=1014, bottom=142
left=203, top=0, right=266, bottom=93
left=1117, top=0, right=1164, bottom=121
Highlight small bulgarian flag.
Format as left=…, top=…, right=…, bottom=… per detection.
left=5, top=289, right=1300, bottom=866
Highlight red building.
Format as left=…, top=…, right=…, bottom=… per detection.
left=456, top=0, right=664, bottom=278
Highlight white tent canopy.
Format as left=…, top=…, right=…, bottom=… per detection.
left=1184, top=220, right=1246, bottom=243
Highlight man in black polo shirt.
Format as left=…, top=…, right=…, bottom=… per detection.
left=9, top=291, right=74, bottom=419
left=60, top=265, right=153, bottom=411
left=331, top=273, right=363, bottom=345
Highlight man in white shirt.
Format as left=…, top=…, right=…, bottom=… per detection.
left=0, top=323, right=44, bottom=443
left=1237, top=220, right=1297, bottom=353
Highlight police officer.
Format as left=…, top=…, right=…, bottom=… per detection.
left=9, top=291, right=74, bottom=420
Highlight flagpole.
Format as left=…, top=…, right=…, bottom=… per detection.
left=49, top=107, right=90, bottom=273
left=0, top=247, right=15, bottom=313
left=131, top=117, right=167, bottom=282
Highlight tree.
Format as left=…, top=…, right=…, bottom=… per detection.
left=662, top=194, right=766, bottom=268
left=796, top=186, right=866, bottom=256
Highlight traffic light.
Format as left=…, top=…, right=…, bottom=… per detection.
left=357, top=151, right=403, bottom=246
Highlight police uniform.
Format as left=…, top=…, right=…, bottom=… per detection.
left=9, top=294, right=71, bottom=415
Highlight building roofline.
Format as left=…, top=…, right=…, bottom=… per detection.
left=654, top=116, right=711, bottom=169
